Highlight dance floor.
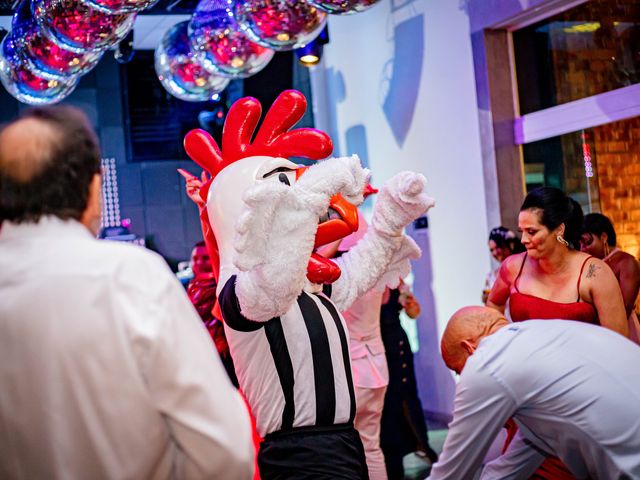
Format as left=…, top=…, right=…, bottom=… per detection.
left=403, top=428, right=448, bottom=479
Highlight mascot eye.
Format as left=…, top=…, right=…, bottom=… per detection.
left=261, top=166, right=296, bottom=186
left=262, top=166, right=294, bottom=178
left=278, top=173, right=291, bottom=186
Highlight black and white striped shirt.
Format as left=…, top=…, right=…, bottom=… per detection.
left=219, top=275, right=356, bottom=437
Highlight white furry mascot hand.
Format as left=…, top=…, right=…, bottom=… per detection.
left=331, top=171, right=435, bottom=312
left=234, top=155, right=367, bottom=321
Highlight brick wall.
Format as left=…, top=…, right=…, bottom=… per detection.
left=547, top=0, right=640, bottom=106
left=593, top=116, right=640, bottom=258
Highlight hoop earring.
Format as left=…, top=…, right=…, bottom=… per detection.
left=604, top=242, right=610, bottom=257
left=556, top=235, right=570, bottom=247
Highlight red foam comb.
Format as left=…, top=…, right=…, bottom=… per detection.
left=183, top=90, right=333, bottom=179
left=183, top=129, right=223, bottom=174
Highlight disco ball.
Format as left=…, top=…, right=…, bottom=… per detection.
left=234, top=0, right=328, bottom=51
left=82, top=0, right=160, bottom=14
left=307, top=0, right=382, bottom=15
left=31, top=0, right=136, bottom=53
left=190, top=0, right=274, bottom=78
left=12, top=0, right=102, bottom=80
left=155, top=21, right=230, bottom=102
left=0, top=32, right=78, bottom=105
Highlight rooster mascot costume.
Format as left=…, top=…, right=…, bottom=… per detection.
left=183, top=90, right=434, bottom=479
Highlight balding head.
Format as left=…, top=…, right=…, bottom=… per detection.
left=441, top=306, right=509, bottom=374
left=0, top=117, right=63, bottom=183
left=0, top=106, right=101, bottom=224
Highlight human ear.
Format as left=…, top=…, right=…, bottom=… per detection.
left=461, top=339, right=476, bottom=356
left=81, top=173, right=102, bottom=236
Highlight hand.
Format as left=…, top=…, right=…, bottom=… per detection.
left=403, top=293, right=421, bottom=319
left=482, top=289, right=490, bottom=305
left=336, top=155, right=370, bottom=205
left=372, top=171, right=435, bottom=236
left=178, top=169, right=210, bottom=209
left=294, top=155, right=369, bottom=215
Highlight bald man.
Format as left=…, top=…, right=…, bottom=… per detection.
left=429, top=306, right=640, bottom=480
left=0, top=106, right=254, bottom=479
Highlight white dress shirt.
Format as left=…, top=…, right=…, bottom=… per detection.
left=0, top=217, right=254, bottom=480
left=429, top=320, right=640, bottom=480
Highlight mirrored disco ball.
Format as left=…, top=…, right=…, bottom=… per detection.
left=307, top=0, right=382, bottom=15
left=32, top=0, right=136, bottom=53
left=12, top=0, right=102, bottom=79
left=0, top=32, right=78, bottom=105
left=155, top=21, right=230, bottom=102
left=234, top=0, right=327, bottom=51
left=82, top=0, right=160, bottom=14
left=190, top=0, right=274, bottom=78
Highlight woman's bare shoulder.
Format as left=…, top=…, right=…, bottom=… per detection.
left=500, top=252, right=527, bottom=279
left=504, top=252, right=526, bottom=269
left=609, top=250, right=640, bottom=269
left=578, top=253, right=612, bottom=280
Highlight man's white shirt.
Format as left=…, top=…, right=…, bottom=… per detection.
left=429, top=319, right=640, bottom=480
left=0, top=217, right=253, bottom=479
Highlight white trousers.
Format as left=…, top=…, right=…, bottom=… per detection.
left=355, top=385, right=388, bottom=480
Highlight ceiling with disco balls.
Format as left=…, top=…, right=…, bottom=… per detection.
left=0, top=0, right=385, bottom=105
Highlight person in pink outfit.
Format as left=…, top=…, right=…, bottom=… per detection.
left=343, top=286, right=388, bottom=480
left=321, top=213, right=389, bottom=480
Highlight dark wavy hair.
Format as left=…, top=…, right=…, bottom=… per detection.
left=583, top=213, right=616, bottom=247
left=0, top=106, right=101, bottom=223
left=520, top=187, right=584, bottom=249
left=488, top=226, right=525, bottom=254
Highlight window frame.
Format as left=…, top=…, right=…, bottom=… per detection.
left=469, top=0, right=638, bottom=229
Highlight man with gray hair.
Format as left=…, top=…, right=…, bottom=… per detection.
left=429, top=306, right=640, bottom=479
left=0, top=106, right=254, bottom=479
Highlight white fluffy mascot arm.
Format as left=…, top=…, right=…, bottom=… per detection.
left=233, top=156, right=368, bottom=322
left=331, top=171, right=435, bottom=312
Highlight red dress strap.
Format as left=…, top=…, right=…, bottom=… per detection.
left=513, top=253, right=528, bottom=293
left=576, top=255, right=594, bottom=302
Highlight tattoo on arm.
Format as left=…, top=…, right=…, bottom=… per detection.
left=586, top=263, right=600, bottom=279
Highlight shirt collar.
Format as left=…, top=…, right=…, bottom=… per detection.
left=0, top=216, right=94, bottom=242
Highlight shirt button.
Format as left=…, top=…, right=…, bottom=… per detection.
left=399, top=350, right=404, bottom=355
left=399, top=340, right=404, bottom=346
left=402, top=363, right=407, bottom=368
left=402, top=378, right=408, bottom=383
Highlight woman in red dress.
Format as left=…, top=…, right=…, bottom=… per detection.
left=488, top=187, right=627, bottom=335
left=487, top=187, right=628, bottom=479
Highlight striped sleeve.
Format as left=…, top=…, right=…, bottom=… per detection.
left=219, top=276, right=265, bottom=332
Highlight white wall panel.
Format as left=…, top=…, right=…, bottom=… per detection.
left=316, top=0, right=489, bottom=417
